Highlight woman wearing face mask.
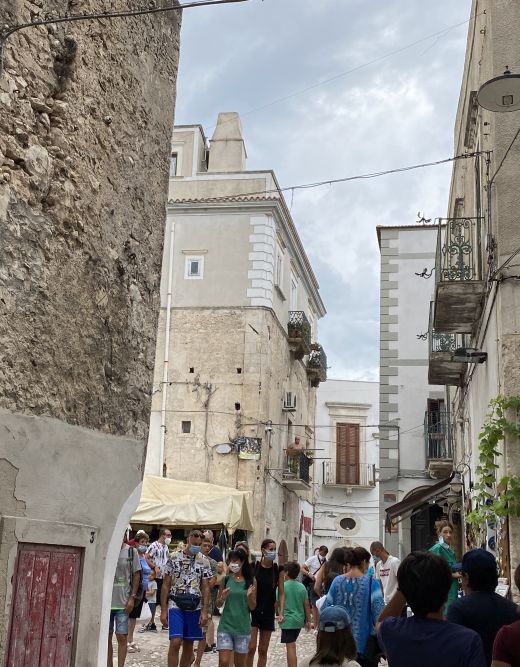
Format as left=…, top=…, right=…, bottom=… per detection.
left=216, top=550, right=256, bottom=667
left=246, top=539, right=285, bottom=667
left=127, top=532, right=152, bottom=652
left=429, top=520, right=460, bottom=613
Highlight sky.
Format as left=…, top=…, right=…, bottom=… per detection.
left=174, top=0, right=473, bottom=381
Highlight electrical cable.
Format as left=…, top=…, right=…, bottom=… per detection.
left=170, top=151, right=484, bottom=204
left=489, top=126, right=520, bottom=186
left=201, top=10, right=487, bottom=133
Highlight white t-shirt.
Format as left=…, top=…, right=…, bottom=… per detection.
left=299, top=658, right=360, bottom=667
left=305, top=554, right=326, bottom=576
left=146, top=580, right=157, bottom=603
left=376, top=554, right=400, bottom=604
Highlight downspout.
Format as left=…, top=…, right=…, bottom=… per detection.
left=159, top=216, right=175, bottom=476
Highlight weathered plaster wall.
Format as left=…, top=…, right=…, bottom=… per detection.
left=0, top=0, right=180, bottom=662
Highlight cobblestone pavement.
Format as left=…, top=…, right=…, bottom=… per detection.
left=118, top=619, right=388, bottom=666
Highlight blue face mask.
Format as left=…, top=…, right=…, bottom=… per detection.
left=138, top=545, right=147, bottom=553
left=190, top=545, right=201, bottom=555
left=372, top=555, right=381, bottom=564
left=264, top=551, right=276, bottom=561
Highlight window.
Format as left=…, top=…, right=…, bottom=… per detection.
left=184, top=255, right=204, bottom=280
left=181, top=421, right=191, bottom=434
left=290, top=275, right=298, bottom=311
left=282, top=501, right=287, bottom=521
left=336, top=423, right=360, bottom=485
left=275, top=247, right=284, bottom=287
left=340, top=517, right=356, bottom=531
left=170, top=152, right=178, bottom=177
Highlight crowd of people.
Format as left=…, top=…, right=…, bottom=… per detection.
left=108, top=521, right=520, bottom=667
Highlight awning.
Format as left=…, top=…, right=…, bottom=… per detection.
left=132, top=476, right=254, bottom=533
left=385, top=473, right=454, bottom=533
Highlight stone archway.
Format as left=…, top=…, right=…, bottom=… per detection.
left=278, top=539, right=289, bottom=566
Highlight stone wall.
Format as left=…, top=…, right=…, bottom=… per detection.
left=0, top=0, right=181, bottom=440
left=0, top=1, right=180, bottom=662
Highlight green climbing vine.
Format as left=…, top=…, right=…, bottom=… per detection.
left=466, top=396, right=520, bottom=532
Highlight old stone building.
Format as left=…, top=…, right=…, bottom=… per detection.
left=146, top=113, right=327, bottom=558
left=0, top=1, right=180, bottom=663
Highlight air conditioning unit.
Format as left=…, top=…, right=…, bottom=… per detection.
left=283, top=392, right=297, bottom=412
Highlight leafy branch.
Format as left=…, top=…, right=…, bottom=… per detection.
left=466, top=396, right=520, bottom=531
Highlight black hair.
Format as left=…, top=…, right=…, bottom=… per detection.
left=466, top=563, right=498, bottom=592
left=310, top=626, right=357, bottom=665
left=323, top=548, right=347, bottom=579
left=323, top=572, right=339, bottom=594
left=286, top=561, right=300, bottom=580
left=345, top=546, right=371, bottom=568
left=227, top=549, right=254, bottom=588
left=514, top=564, right=520, bottom=593
left=397, top=551, right=452, bottom=616
left=261, top=538, right=276, bottom=550
left=319, top=545, right=329, bottom=554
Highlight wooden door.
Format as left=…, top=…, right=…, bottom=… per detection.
left=7, top=544, right=82, bottom=667
left=336, top=423, right=360, bottom=485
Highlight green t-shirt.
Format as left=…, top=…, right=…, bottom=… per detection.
left=429, top=542, right=459, bottom=611
left=219, top=576, right=251, bottom=636
left=279, top=579, right=307, bottom=630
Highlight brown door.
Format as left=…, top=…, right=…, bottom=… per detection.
left=7, top=543, right=82, bottom=667
left=336, top=423, right=360, bottom=484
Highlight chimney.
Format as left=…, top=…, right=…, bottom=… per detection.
left=208, top=112, right=247, bottom=173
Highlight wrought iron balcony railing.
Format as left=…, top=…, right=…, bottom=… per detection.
left=435, top=217, right=485, bottom=284
left=424, top=411, right=453, bottom=460
left=307, top=344, right=327, bottom=386
left=322, top=461, right=376, bottom=487
left=282, top=451, right=311, bottom=486
left=288, top=311, right=312, bottom=358
left=428, top=301, right=469, bottom=386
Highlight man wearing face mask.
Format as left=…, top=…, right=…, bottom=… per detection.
left=370, top=541, right=400, bottom=606
left=161, top=529, right=212, bottom=667
left=146, top=528, right=172, bottom=630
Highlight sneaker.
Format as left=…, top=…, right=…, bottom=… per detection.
left=212, top=644, right=217, bottom=653
left=204, top=645, right=212, bottom=653
left=127, top=642, right=139, bottom=653
left=147, top=623, right=157, bottom=632
left=162, top=624, right=169, bottom=631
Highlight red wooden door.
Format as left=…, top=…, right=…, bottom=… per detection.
left=7, top=544, right=81, bottom=667
left=336, top=423, right=360, bottom=485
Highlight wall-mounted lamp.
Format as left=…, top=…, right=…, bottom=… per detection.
left=478, top=68, right=520, bottom=112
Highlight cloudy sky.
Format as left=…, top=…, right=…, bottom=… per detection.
left=174, top=0, right=473, bottom=381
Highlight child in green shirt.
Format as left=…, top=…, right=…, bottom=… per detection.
left=279, top=561, right=312, bottom=667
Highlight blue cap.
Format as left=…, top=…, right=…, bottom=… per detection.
left=318, top=606, right=351, bottom=632
left=461, top=548, right=497, bottom=575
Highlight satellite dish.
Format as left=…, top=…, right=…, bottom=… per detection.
left=478, top=69, right=520, bottom=112
left=214, top=443, right=234, bottom=455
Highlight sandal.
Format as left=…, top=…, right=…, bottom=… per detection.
left=127, top=642, right=139, bottom=653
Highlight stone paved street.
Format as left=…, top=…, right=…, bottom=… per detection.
left=117, top=619, right=388, bottom=666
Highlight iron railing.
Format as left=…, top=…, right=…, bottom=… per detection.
left=428, top=302, right=468, bottom=354
left=435, top=217, right=485, bottom=283
left=307, top=344, right=327, bottom=385
left=284, top=451, right=311, bottom=484
left=424, top=411, right=453, bottom=460
left=288, top=311, right=312, bottom=352
left=322, top=461, right=375, bottom=487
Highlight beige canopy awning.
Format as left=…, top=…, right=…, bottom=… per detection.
left=132, top=475, right=254, bottom=533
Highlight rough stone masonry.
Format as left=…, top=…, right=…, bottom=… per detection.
left=0, top=1, right=180, bottom=662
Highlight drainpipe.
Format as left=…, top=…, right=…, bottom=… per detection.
left=159, top=216, right=175, bottom=476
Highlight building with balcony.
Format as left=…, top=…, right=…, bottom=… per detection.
left=429, top=1, right=520, bottom=585
left=313, top=379, right=379, bottom=552
left=145, top=113, right=326, bottom=557
left=378, top=225, right=456, bottom=558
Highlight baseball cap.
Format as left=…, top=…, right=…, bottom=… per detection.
left=460, top=548, right=497, bottom=575
left=318, top=606, right=351, bottom=632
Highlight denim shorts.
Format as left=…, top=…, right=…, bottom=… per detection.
left=109, top=609, right=129, bottom=635
left=217, top=631, right=251, bottom=654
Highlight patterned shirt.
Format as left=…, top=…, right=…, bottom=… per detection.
left=164, top=550, right=212, bottom=610
left=146, top=540, right=170, bottom=577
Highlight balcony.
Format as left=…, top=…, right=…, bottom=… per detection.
left=434, top=217, right=486, bottom=333
left=307, top=344, right=327, bottom=387
left=322, top=461, right=376, bottom=488
left=288, top=311, right=312, bottom=359
left=428, top=302, right=467, bottom=386
left=282, top=451, right=312, bottom=490
left=424, top=411, right=453, bottom=479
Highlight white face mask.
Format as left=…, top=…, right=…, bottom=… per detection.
left=229, top=563, right=241, bottom=574
left=164, top=537, right=171, bottom=546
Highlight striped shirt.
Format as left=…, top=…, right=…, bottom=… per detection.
left=146, top=541, right=170, bottom=576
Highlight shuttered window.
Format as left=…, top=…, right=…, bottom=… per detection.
left=336, top=423, right=360, bottom=485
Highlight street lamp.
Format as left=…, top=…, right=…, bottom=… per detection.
left=478, top=68, right=520, bottom=113
left=449, top=471, right=464, bottom=495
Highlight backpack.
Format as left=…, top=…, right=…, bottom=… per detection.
left=127, top=546, right=145, bottom=603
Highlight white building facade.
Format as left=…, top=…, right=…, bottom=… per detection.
left=378, top=225, right=458, bottom=559
left=313, top=380, right=380, bottom=552
left=146, top=113, right=326, bottom=558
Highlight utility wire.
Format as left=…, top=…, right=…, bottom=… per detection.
left=489, top=126, right=520, bottom=186
left=202, top=10, right=486, bottom=133
left=170, top=152, right=484, bottom=204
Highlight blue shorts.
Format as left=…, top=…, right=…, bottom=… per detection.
left=217, top=631, right=251, bottom=654
left=169, top=607, right=203, bottom=641
left=109, top=609, right=129, bottom=635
